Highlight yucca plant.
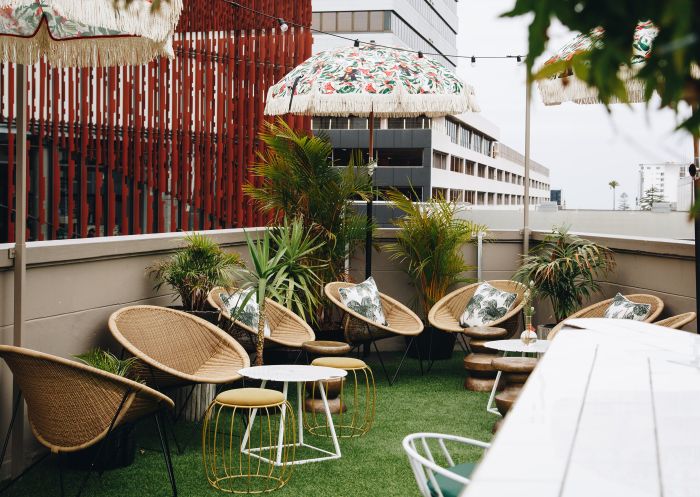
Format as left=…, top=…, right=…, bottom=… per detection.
left=513, top=227, right=616, bottom=322
left=385, top=189, right=487, bottom=319
left=147, top=233, right=244, bottom=311
left=75, top=348, right=138, bottom=378
left=269, top=217, right=324, bottom=324
left=244, top=119, right=373, bottom=324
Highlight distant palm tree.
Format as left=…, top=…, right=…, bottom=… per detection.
left=608, top=180, right=620, bottom=210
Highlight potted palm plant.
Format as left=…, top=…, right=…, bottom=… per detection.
left=147, top=233, right=244, bottom=322
left=513, top=227, right=616, bottom=332
left=385, top=189, right=487, bottom=360
left=67, top=349, right=139, bottom=470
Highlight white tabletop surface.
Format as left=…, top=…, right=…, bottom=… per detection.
left=463, top=318, right=700, bottom=497
left=238, top=364, right=347, bottom=382
left=485, top=338, right=550, bottom=354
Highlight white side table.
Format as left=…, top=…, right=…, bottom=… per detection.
left=238, top=364, right=348, bottom=465
left=484, top=339, right=549, bottom=415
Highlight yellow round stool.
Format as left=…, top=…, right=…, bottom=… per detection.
left=202, top=388, right=295, bottom=494
left=305, top=357, right=375, bottom=438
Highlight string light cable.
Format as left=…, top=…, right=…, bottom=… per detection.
left=222, top=0, right=526, bottom=63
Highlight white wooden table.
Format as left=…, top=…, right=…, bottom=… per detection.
left=238, top=364, right=347, bottom=465
left=463, top=318, right=700, bottom=497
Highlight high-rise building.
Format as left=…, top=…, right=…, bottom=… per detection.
left=310, top=1, right=551, bottom=207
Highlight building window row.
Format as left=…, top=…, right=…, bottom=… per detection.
left=430, top=188, right=548, bottom=207
left=445, top=118, right=494, bottom=156
left=312, top=11, right=390, bottom=33
left=433, top=152, right=550, bottom=191
left=313, top=116, right=430, bottom=130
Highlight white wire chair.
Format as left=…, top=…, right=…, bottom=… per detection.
left=402, top=433, right=490, bottom=497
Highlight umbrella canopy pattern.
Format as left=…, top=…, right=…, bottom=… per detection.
left=538, top=21, right=658, bottom=105
left=265, top=44, right=480, bottom=117
left=0, top=0, right=182, bottom=67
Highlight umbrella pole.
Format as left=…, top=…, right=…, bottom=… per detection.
left=365, top=111, right=374, bottom=279
left=694, top=126, right=699, bottom=327
left=11, top=63, right=27, bottom=477
left=523, top=77, right=532, bottom=255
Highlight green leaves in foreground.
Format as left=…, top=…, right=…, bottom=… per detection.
left=74, top=348, right=138, bottom=378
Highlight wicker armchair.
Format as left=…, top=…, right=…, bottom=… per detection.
left=548, top=294, right=665, bottom=340
left=208, top=287, right=315, bottom=351
left=428, top=280, right=527, bottom=336
left=0, top=345, right=176, bottom=496
left=654, top=312, right=697, bottom=330
left=324, top=282, right=424, bottom=385
left=109, top=305, right=250, bottom=415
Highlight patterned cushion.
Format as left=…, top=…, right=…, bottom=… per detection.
left=338, top=277, right=388, bottom=326
left=459, top=283, right=517, bottom=328
left=220, top=289, right=271, bottom=337
left=603, top=293, right=651, bottom=321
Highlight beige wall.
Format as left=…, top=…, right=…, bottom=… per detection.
left=0, top=226, right=696, bottom=476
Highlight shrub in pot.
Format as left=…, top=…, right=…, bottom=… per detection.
left=385, top=189, right=487, bottom=360
left=147, top=233, right=244, bottom=324
left=67, top=349, right=139, bottom=470
left=513, top=227, right=616, bottom=328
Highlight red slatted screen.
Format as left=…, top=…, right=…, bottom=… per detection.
left=0, top=0, right=311, bottom=242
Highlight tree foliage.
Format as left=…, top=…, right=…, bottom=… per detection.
left=619, top=192, right=631, bottom=210
left=504, top=1, right=700, bottom=135
left=639, top=186, right=666, bottom=210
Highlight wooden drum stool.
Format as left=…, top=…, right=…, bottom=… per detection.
left=202, top=388, right=295, bottom=494
left=305, top=357, right=375, bottom=438
left=461, top=327, right=508, bottom=391
left=491, top=357, right=538, bottom=416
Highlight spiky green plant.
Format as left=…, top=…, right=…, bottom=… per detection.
left=75, top=349, right=138, bottom=378
left=147, top=233, right=244, bottom=311
left=269, top=217, right=324, bottom=324
left=385, top=189, right=487, bottom=319
left=244, top=119, right=373, bottom=316
left=513, top=227, right=616, bottom=322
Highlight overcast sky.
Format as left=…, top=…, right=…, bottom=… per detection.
left=457, top=1, right=694, bottom=209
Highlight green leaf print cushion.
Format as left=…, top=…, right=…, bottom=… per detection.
left=338, top=277, right=388, bottom=326
left=221, top=289, right=271, bottom=337
left=603, top=293, right=651, bottom=321
left=459, top=283, right=517, bottom=328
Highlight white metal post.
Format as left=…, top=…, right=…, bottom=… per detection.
left=523, top=77, right=532, bottom=256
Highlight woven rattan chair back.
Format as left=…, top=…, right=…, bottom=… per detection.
left=109, top=305, right=249, bottom=387
left=208, top=287, right=315, bottom=349
left=548, top=294, right=665, bottom=339
left=654, top=312, right=696, bottom=330
left=428, top=280, right=527, bottom=336
left=0, top=345, right=172, bottom=453
left=324, top=282, right=424, bottom=344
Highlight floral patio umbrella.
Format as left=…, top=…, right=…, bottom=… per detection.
left=537, top=21, right=659, bottom=105
left=264, top=44, right=479, bottom=278
left=265, top=44, right=480, bottom=117
left=0, top=0, right=182, bottom=66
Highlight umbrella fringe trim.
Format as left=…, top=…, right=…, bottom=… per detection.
left=0, top=25, right=174, bottom=67
left=264, top=85, right=481, bottom=117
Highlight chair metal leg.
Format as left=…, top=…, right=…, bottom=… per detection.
left=366, top=325, right=392, bottom=384
left=0, top=392, right=22, bottom=473
left=58, top=453, right=65, bottom=497
left=75, top=391, right=130, bottom=497
left=417, top=334, right=425, bottom=376
left=155, top=411, right=178, bottom=497
left=390, top=337, right=416, bottom=386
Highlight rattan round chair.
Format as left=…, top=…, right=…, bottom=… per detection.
left=548, top=294, right=665, bottom=339
left=208, top=287, right=316, bottom=352
left=0, top=345, right=177, bottom=496
left=428, top=280, right=527, bottom=337
left=654, top=312, right=697, bottom=330
left=110, top=305, right=250, bottom=389
left=324, top=281, right=424, bottom=385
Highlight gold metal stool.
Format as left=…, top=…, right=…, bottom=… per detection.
left=202, top=388, right=295, bottom=494
left=305, top=357, right=375, bottom=438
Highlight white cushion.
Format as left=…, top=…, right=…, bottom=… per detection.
left=459, top=282, right=517, bottom=328
left=220, top=289, right=271, bottom=337
left=338, top=277, right=388, bottom=326
left=603, top=293, right=651, bottom=321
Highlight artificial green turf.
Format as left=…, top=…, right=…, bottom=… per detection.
left=3, top=353, right=494, bottom=497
